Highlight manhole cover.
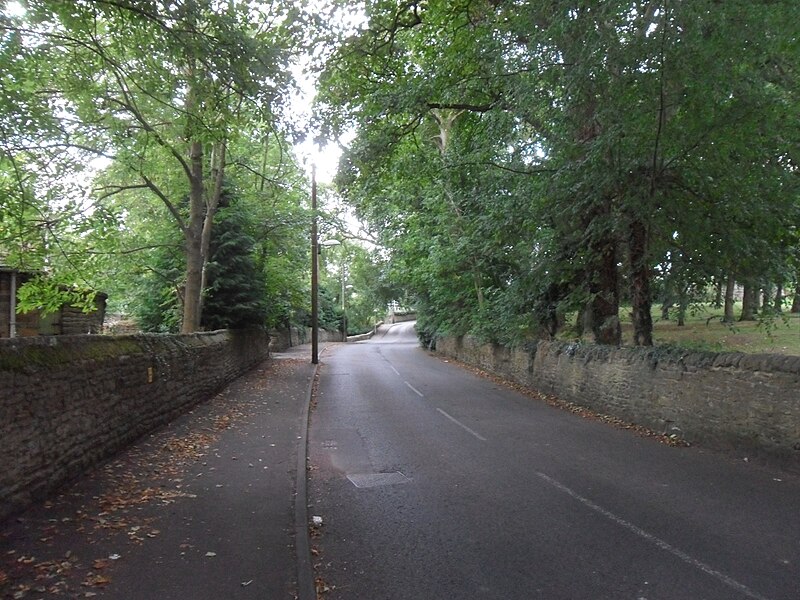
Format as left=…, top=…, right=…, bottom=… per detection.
left=347, top=472, right=411, bottom=489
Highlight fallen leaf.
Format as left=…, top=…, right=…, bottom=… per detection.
left=83, top=574, right=112, bottom=587
left=92, top=559, right=110, bottom=570
left=315, top=577, right=331, bottom=594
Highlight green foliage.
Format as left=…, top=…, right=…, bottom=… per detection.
left=317, top=241, right=393, bottom=335
left=15, top=274, right=98, bottom=315
left=319, top=0, right=800, bottom=348
left=202, top=203, right=267, bottom=330
left=132, top=244, right=184, bottom=334
left=0, top=0, right=310, bottom=330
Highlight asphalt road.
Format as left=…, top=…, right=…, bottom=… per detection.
left=308, top=322, right=800, bottom=600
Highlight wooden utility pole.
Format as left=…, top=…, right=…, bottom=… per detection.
left=311, top=165, right=319, bottom=364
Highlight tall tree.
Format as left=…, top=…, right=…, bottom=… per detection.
left=319, top=0, right=799, bottom=348
left=0, top=0, right=303, bottom=330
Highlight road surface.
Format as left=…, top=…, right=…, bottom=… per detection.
left=308, top=322, right=799, bottom=600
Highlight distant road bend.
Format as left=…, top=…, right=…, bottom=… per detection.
left=309, top=321, right=798, bottom=600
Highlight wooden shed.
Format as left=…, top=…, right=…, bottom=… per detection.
left=0, top=267, right=107, bottom=337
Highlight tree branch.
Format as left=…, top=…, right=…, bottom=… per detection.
left=427, top=101, right=496, bottom=113
left=135, top=171, right=188, bottom=234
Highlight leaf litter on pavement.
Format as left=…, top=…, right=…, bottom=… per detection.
left=0, top=357, right=305, bottom=599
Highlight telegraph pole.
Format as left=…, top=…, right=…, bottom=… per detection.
left=311, top=165, right=319, bottom=364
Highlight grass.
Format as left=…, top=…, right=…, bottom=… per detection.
left=564, top=305, right=800, bottom=356
left=629, top=305, right=800, bottom=355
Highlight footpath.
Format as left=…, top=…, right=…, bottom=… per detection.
left=0, top=343, right=326, bottom=600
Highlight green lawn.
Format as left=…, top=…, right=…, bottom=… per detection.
left=620, top=306, right=800, bottom=356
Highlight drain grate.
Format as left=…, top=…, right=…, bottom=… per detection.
left=347, top=472, right=411, bottom=489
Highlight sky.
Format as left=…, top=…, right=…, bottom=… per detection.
left=289, top=3, right=365, bottom=184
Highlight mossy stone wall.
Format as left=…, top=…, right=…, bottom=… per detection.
left=0, top=330, right=269, bottom=521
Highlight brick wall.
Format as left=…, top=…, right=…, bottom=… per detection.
left=437, top=336, right=800, bottom=467
left=0, top=329, right=270, bottom=521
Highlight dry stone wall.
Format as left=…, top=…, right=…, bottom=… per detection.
left=437, top=336, right=800, bottom=467
left=268, top=326, right=343, bottom=351
left=0, top=329, right=270, bottom=521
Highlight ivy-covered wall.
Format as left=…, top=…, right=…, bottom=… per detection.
left=437, top=337, right=800, bottom=468
left=0, top=330, right=270, bottom=521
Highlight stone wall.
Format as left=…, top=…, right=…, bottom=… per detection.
left=0, top=329, right=270, bottom=521
left=437, top=336, right=800, bottom=467
left=269, top=326, right=343, bottom=351
left=387, top=311, right=416, bottom=324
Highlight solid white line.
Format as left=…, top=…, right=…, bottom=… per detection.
left=436, top=408, right=487, bottom=442
left=535, top=472, right=773, bottom=600
left=404, top=381, right=424, bottom=397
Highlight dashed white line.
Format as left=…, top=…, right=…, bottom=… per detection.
left=389, top=364, right=401, bottom=376
left=404, top=381, right=424, bottom=397
left=535, top=472, right=773, bottom=600
left=436, top=408, right=487, bottom=442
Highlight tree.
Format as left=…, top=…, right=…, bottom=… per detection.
left=318, top=0, right=800, bottom=348
left=202, top=195, right=267, bottom=330
left=91, top=111, right=312, bottom=334
left=0, top=0, right=303, bottom=330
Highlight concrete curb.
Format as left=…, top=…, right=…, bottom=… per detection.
left=295, top=361, right=319, bottom=600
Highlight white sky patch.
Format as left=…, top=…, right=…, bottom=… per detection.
left=288, top=67, right=343, bottom=183
left=289, top=0, right=366, bottom=184
left=2, top=1, right=25, bottom=17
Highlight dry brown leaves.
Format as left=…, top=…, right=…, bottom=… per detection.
left=1, top=358, right=284, bottom=599
left=162, top=431, right=216, bottom=462
left=315, top=576, right=333, bottom=597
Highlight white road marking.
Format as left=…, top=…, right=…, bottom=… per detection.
left=535, top=472, right=773, bottom=600
left=389, top=364, right=401, bottom=376
left=436, top=408, right=487, bottom=442
left=404, top=381, right=424, bottom=397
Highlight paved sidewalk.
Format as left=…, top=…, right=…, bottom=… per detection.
left=0, top=344, right=321, bottom=600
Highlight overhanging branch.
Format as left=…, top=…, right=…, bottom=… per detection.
left=426, top=101, right=496, bottom=113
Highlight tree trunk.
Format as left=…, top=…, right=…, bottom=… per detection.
left=712, top=277, right=723, bottom=308
left=575, top=306, right=585, bottom=338
left=791, top=279, right=800, bottom=313
left=774, top=284, right=783, bottom=313
left=198, top=141, right=226, bottom=322
left=722, top=273, right=736, bottom=323
left=540, top=281, right=566, bottom=339
left=589, top=237, right=621, bottom=346
left=182, top=139, right=205, bottom=333
left=677, top=285, right=688, bottom=326
left=661, top=299, right=671, bottom=321
left=628, top=219, right=652, bottom=345
left=739, top=283, right=756, bottom=321
left=753, top=286, right=761, bottom=314
left=761, top=284, right=773, bottom=314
